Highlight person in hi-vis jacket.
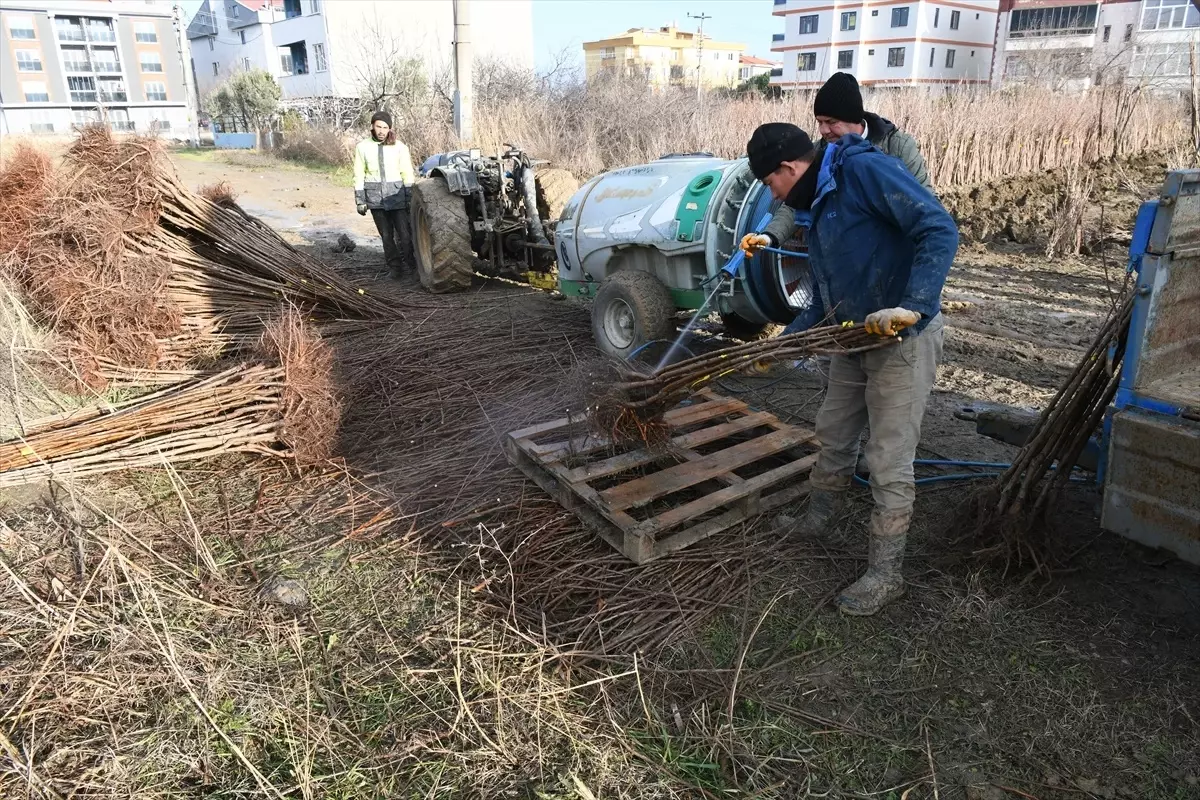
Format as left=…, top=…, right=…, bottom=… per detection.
left=353, top=111, right=416, bottom=277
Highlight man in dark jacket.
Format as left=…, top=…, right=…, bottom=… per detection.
left=743, top=71, right=931, bottom=254
left=744, top=122, right=958, bottom=616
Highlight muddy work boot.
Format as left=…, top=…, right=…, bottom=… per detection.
left=835, top=510, right=910, bottom=616
left=774, top=472, right=849, bottom=536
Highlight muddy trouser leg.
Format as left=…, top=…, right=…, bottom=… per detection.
left=391, top=207, right=414, bottom=271
left=370, top=209, right=404, bottom=274
left=860, top=314, right=945, bottom=517
left=813, top=350, right=870, bottom=490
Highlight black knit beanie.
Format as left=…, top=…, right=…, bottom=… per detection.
left=747, top=123, right=815, bottom=181
left=370, top=110, right=393, bottom=128
left=813, top=72, right=864, bottom=124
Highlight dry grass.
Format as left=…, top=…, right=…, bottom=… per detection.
left=258, top=307, right=341, bottom=466
left=0, top=465, right=685, bottom=798
left=388, top=74, right=1190, bottom=191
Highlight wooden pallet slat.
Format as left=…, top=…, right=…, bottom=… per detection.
left=600, top=427, right=815, bottom=511
left=503, top=391, right=819, bottom=564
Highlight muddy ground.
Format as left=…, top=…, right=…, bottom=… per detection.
left=23, top=148, right=1196, bottom=799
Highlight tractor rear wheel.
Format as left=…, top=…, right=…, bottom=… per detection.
left=412, top=177, right=475, bottom=293
left=591, top=271, right=676, bottom=360
left=534, top=168, right=579, bottom=231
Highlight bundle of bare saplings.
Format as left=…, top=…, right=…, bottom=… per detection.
left=0, top=128, right=383, bottom=479
left=589, top=322, right=896, bottom=447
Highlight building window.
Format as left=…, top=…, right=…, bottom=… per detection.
left=98, top=77, right=126, bottom=102
left=971, top=50, right=976, bottom=57
left=56, top=17, right=85, bottom=41
left=145, top=81, right=167, bottom=101
left=15, top=50, right=43, bottom=72
left=92, top=47, right=120, bottom=73
left=290, top=42, right=308, bottom=74
left=314, top=42, right=327, bottom=71
left=1103, top=25, right=1111, bottom=42
left=67, top=75, right=96, bottom=102
left=240, top=29, right=246, bottom=44
left=135, top=22, right=157, bottom=42
left=929, top=47, right=935, bottom=67
left=933, top=8, right=940, bottom=28
left=945, top=48, right=956, bottom=68
left=600, top=46, right=615, bottom=59
left=1125, top=23, right=1134, bottom=40
left=232, top=5, right=239, bottom=17
left=1141, top=0, right=1200, bottom=31
left=284, top=0, right=302, bottom=19
left=60, top=45, right=89, bottom=71
left=891, top=7, right=909, bottom=28
left=841, top=11, right=856, bottom=31
left=838, top=49, right=853, bottom=69
left=888, top=46, right=905, bottom=67
left=1009, top=5, right=1098, bottom=37
left=30, top=111, right=54, bottom=133
left=798, top=14, right=818, bottom=34
left=950, top=9, right=960, bottom=30
left=797, top=52, right=817, bottom=71
left=871, top=9, right=878, bottom=16
left=108, top=108, right=134, bottom=132
left=9, top=16, right=36, bottom=39
left=208, top=36, right=215, bottom=50
left=243, top=56, right=251, bottom=70
left=280, top=52, right=293, bottom=74
left=311, top=0, right=321, bottom=12
left=140, top=52, right=163, bottom=72
left=868, top=48, right=875, bottom=55
left=22, top=81, right=49, bottom=102
left=86, top=18, right=115, bottom=43
left=212, top=61, right=219, bottom=76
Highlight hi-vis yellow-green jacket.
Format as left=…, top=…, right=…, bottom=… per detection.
left=353, top=138, right=416, bottom=211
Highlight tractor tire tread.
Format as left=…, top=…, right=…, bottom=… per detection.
left=412, top=177, right=475, bottom=294
left=592, top=270, right=676, bottom=359
left=534, top=168, right=580, bottom=233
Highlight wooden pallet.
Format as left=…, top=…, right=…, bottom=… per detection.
left=503, top=390, right=819, bottom=563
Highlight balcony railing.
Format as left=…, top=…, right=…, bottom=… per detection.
left=100, top=91, right=127, bottom=102
left=70, top=91, right=98, bottom=102
left=63, top=61, right=92, bottom=72
left=1008, top=26, right=1096, bottom=38
left=58, top=29, right=86, bottom=41
left=93, top=61, right=121, bottom=72
left=88, top=29, right=116, bottom=42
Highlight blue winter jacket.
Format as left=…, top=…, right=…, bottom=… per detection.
left=784, top=134, right=958, bottom=335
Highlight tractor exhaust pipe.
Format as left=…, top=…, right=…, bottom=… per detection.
left=521, top=167, right=550, bottom=247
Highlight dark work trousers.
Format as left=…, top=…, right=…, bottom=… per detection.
left=370, top=208, right=414, bottom=276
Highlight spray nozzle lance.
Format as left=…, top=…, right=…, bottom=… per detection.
left=718, top=211, right=776, bottom=280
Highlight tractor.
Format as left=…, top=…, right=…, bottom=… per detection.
left=412, top=146, right=579, bottom=292
left=413, top=149, right=812, bottom=359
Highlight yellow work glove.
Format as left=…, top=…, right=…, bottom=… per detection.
left=864, top=307, right=921, bottom=337
left=740, top=233, right=771, bottom=258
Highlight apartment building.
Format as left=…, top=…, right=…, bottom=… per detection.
left=995, top=0, right=1199, bottom=91
left=769, top=0, right=1000, bottom=89
left=0, top=0, right=191, bottom=137
left=583, top=25, right=746, bottom=89
left=186, top=0, right=533, bottom=105
left=739, top=53, right=782, bottom=81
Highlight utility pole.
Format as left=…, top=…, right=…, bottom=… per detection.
left=687, top=11, right=711, bottom=101
left=172, top=3, right=199, bottom=146
left=452, top=0, right=473, bottom=143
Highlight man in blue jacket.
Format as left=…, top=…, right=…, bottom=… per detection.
left=744, top=122, right=958, bottom=616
